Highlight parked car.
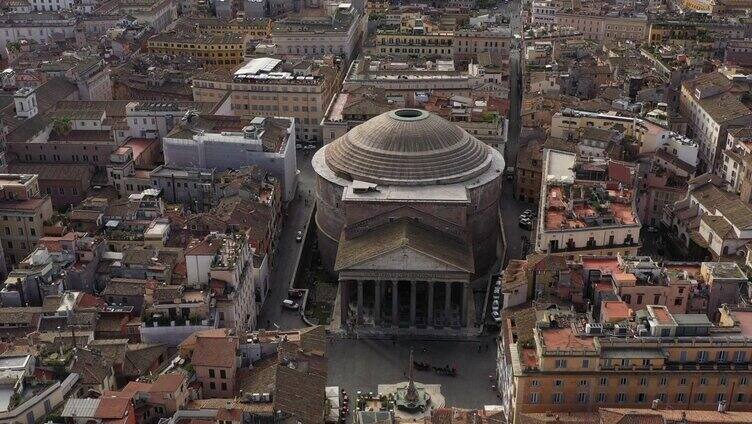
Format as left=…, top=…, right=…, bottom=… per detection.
left=282, top=299, right=299, bottom=310
left=519, top=218, right=532, bottom=229
left=492, top=310, right=502, bottom=323
left=493, top=286, right=501, bottom=295
left=295, top=230, right=303, bottom=242
left=646, top=226, right=659, bottom=233
left=304, top=144, right=317, bottom=150
left=288, top=289, right=304, bottom=299
left=492, top=299, right=500, bottom=310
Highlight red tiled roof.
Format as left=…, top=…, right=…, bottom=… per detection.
left=607, top=161, right=634, bottom=185
left=94, top=396, right=131, bottom=419
left=150, top=373, right=185, bottom=393
left=602, top=300, right=632, bottom=322
left=581, top=257, right=620, bottom=275
left=120, top=381, right=153, bottom=396
left=600, top=407, right=752, bottom=423
left=653, top=307, right=673, bottom=324
left=77, top=293, right=107, bottom=309
left=731, top=310, right=752, bottom=337
left=541, top=327, right=596, bottom=351
left=123, top=138, right=157, bottom=161
left=185, top=238, right=222, bottom=256
left=192, top=336, right=236, bottom=368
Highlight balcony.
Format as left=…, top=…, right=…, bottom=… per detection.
left=663, top=361, right=749, bottom=371
left=548, top=240, right=639, bottom=254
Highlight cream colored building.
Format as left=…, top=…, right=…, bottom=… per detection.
left=271, top=5, right=365, bottom=61
left=679, top=72, right=752, bottom=172
left=550, top=109, right=699, bottom=167
left=192, top=57, right=340, bottom=142
left=555, top=12, right=648, bottom=43
left=531, top=0, right=557, bottom=26
left=343, top=57, right=506, bottom=106
left=365, top=30, right=455, bottom=58
left=453, top=27, right=512, bottom=59
left=535, top=149, right=641, bottom=259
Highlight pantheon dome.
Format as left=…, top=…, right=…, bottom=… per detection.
left=324, top=109, right=493, bottom=186
left=313, top=109, right=504, bottom=331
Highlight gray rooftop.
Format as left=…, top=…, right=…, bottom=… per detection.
left=61, top=398, right=100, bottom=418
left=673, top=314, right=713, bottom=327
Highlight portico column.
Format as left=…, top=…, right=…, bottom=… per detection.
left=374, top=281, right=382, bottom=325
left=340, top=280, right=349, bottom=328
left=461, top=283, right=469, bottom=327
left=427, top=282, right=435, bottom=327
left=391, top=280, right=399, bottom=327
left=357, top=280, right=364, bottom=324
left=410, top=281, right=417, bottom=327
left=445, top=282, right=453, bottom=326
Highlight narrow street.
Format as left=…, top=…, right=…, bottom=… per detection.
left=505, top=1, right=523, bottom=167
left=502, top=0, right=527, bottom=264
left=257, top=149, right=317, bottom=330
left=506, top=51, right=522, bottom=164
left=500, top=180, right=535, bottom=263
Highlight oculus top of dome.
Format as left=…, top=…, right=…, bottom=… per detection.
left=324, top=108, right=492, bottom=186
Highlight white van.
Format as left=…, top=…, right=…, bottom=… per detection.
left=282, top=299, right=299, bottom=310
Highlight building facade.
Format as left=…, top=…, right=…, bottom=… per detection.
left=162, top=115, right=297, bottom=202
left=192, top=57, right=340, bottom=143
left=535, top=149, right=642, bottom=259
left=500, top=305, right=752, bottom=423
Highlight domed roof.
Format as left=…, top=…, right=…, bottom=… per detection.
left=324, top=109, right=492, bottom=185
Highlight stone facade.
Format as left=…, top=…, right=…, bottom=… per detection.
left=313, top=109, right=504, bottom=333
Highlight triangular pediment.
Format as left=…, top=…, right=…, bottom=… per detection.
left=334, top=218, right=474, bottom=274
left=338, top=245, right=470, bottom=273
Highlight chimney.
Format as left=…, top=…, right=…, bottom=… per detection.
left=13, top=87, right=37, bottom=119
left=718, top=400, right=727, bottom=413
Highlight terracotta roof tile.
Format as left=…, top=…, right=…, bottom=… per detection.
left=150, top=373, right=186, bottom=393
left=192, top=336, right=236, bottom=368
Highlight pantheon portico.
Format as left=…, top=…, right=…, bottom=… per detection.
left=312, top=109, right=505, bottom=332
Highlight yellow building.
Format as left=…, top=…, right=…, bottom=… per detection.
left=365, top=31, right=455, bottom=57
left=681, top=0, right=713, bottom=11
left=499, top=304, right=752, bottom=424
left=0, top=174, right=53, bottom=266
left=555, top=12, right=648, bottom=43
left=146, top=32, right=245, bottom=66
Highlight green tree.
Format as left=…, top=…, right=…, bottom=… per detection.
left=52, top=117, right=72, bottom=136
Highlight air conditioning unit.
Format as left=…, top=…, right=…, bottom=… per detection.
left=585, top=323, right=602, bottom=335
